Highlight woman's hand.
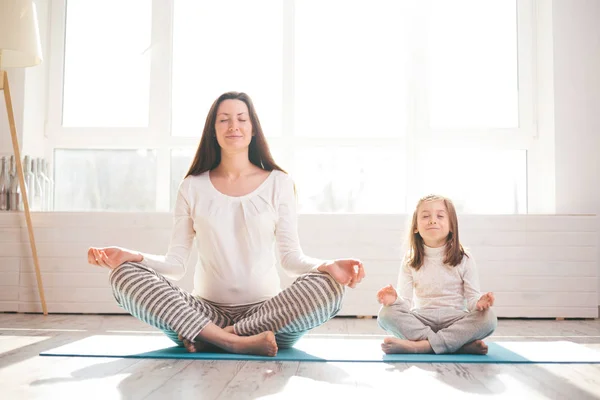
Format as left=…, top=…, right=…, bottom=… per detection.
left=87, top=246, right=142, bottom=270
left=377, top=284, right=398, bottom=306
left=476, top=292, right=495, bottom=311
left=318, top=258, right=365, bottom=288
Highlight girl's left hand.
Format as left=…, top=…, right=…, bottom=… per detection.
left=476, top=292, right=495, bottom=311
left=318, top=258, right=365, bottom=288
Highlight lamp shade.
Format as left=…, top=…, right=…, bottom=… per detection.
left=0, top=0, right=43, bottom=68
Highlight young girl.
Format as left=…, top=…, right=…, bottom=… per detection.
left=377, top=194, right=497, bottom=355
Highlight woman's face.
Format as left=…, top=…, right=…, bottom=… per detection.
left=214, top=99, right=253, bottom=153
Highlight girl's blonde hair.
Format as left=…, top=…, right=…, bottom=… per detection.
left=406, top=194, right=466, bottom=270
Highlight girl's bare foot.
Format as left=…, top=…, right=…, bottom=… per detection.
left=381, top=337, right=433, bottom=354
left=457, top=340, right=488, bottom=355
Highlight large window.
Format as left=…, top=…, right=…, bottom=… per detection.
left=427, top=1, right=519, bottom=129
left=61, top=0, right=152, bottom=128
left=171, top=0, right=283, bottom=138
left=47, top=0, right=534, bottom=213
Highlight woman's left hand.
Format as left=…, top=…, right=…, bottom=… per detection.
left=318, top=258, right=365, bottom=288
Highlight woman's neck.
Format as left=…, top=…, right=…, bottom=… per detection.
left=214, top=151, right=257, bottom=179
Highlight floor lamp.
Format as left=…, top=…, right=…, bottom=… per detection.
left=0, top=0, right=47, bottom=315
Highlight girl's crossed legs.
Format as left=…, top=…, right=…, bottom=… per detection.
left=377, top=299, right=498, bottom=354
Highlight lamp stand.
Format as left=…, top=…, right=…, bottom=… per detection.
left=0, top=69, right=47, bottom=315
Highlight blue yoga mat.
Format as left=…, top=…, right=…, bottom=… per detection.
left=39, top=335, right=600, bottom=364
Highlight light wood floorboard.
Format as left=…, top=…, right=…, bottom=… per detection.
left=1, top=314, right=599, bottom=399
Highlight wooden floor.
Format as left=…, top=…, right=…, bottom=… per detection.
left=1, top=314, right=599, bottom=399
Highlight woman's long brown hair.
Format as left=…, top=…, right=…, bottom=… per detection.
left=406, top=194, right=466, bottom=270
left=186, top=92, right=285, bottom=177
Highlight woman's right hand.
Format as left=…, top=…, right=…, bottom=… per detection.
left=87, top=246, right=142, bottom=270
left=377, top=284, right=398, bottom=306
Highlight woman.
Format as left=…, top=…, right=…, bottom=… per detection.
left=88, top=92, right=365, bottom=356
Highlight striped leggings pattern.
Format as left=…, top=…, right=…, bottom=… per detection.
left=109, top=263, right=345, bottom=349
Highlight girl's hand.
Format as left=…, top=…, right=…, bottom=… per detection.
left=377, top=284, right=398, bottom=306
left=476, top=292, right=495, bottom=311
left=87, top=246, right=142, bottom=270
left=318, top=258, right=365, bottom=288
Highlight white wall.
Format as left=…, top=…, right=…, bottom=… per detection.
left=0, top=213, right=597, bottom=317
left=551, top=0, right=600, bottom=304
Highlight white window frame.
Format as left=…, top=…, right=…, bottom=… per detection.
left=45, top=0, right=537, bottom=213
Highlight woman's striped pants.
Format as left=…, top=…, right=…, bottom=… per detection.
left=109, top=263, right=345, bottom=348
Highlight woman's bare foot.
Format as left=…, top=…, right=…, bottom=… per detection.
left=224, top=325, right=235, bottom=334
left=381, top=337, right=433, bottom=354
left=457, top=340, right=488, bottom=355
left=178, top=334, right=217, bottom=353
left=178, top=323, right=277, bottom=357
left=228, top=331, right=278, bottom=357
left=178, top=326, right=237, bottom=353
left=179, top=331, right=278, bottom=356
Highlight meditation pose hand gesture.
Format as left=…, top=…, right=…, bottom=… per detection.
left=377, top=284, right=398, bottom=306
left=476, top=292, right=495, bottom=311
left=88, top=247, right=141, bottom=270
left=320, top=259, right=365, bottom=289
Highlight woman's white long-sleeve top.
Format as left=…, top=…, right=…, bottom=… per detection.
left=139, top=170, right=322, bottom=305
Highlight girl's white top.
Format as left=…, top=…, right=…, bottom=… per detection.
left=397, top=245, right=482, bottom=311
left=139, top=170, right=322, bottom=305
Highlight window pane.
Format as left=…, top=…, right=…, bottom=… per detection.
left=295, top=0, right=407, bottom=138
left=54, top=149, right=157, bottom=211
left=293, top=147, right=406, bottom=213
left=62, top=0, right=152, bottom=127
left=170, top=148, right=195, bottom=210
left=414, top=149, right=526, bottom=214
left=427, top=0, right=518, bottom=129
left=172, top=0, right=282, bottom=137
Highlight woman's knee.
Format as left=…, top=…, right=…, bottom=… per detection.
left=307, top=272, right=346, bottom=318
left=108, top=262, right=146, bottom=291
left=309, top=272, right=345, bottom=302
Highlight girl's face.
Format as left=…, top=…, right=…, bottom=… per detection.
left=415, top=199, right=451, bottom=248
left=214, top=99, right=253, bottom=153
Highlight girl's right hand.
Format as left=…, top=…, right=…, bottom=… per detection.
left=476, top=292, right=495, bottom=311
left=87, top=246, right=142, bottom=270
left=377, top=284, right=398, bottom=306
